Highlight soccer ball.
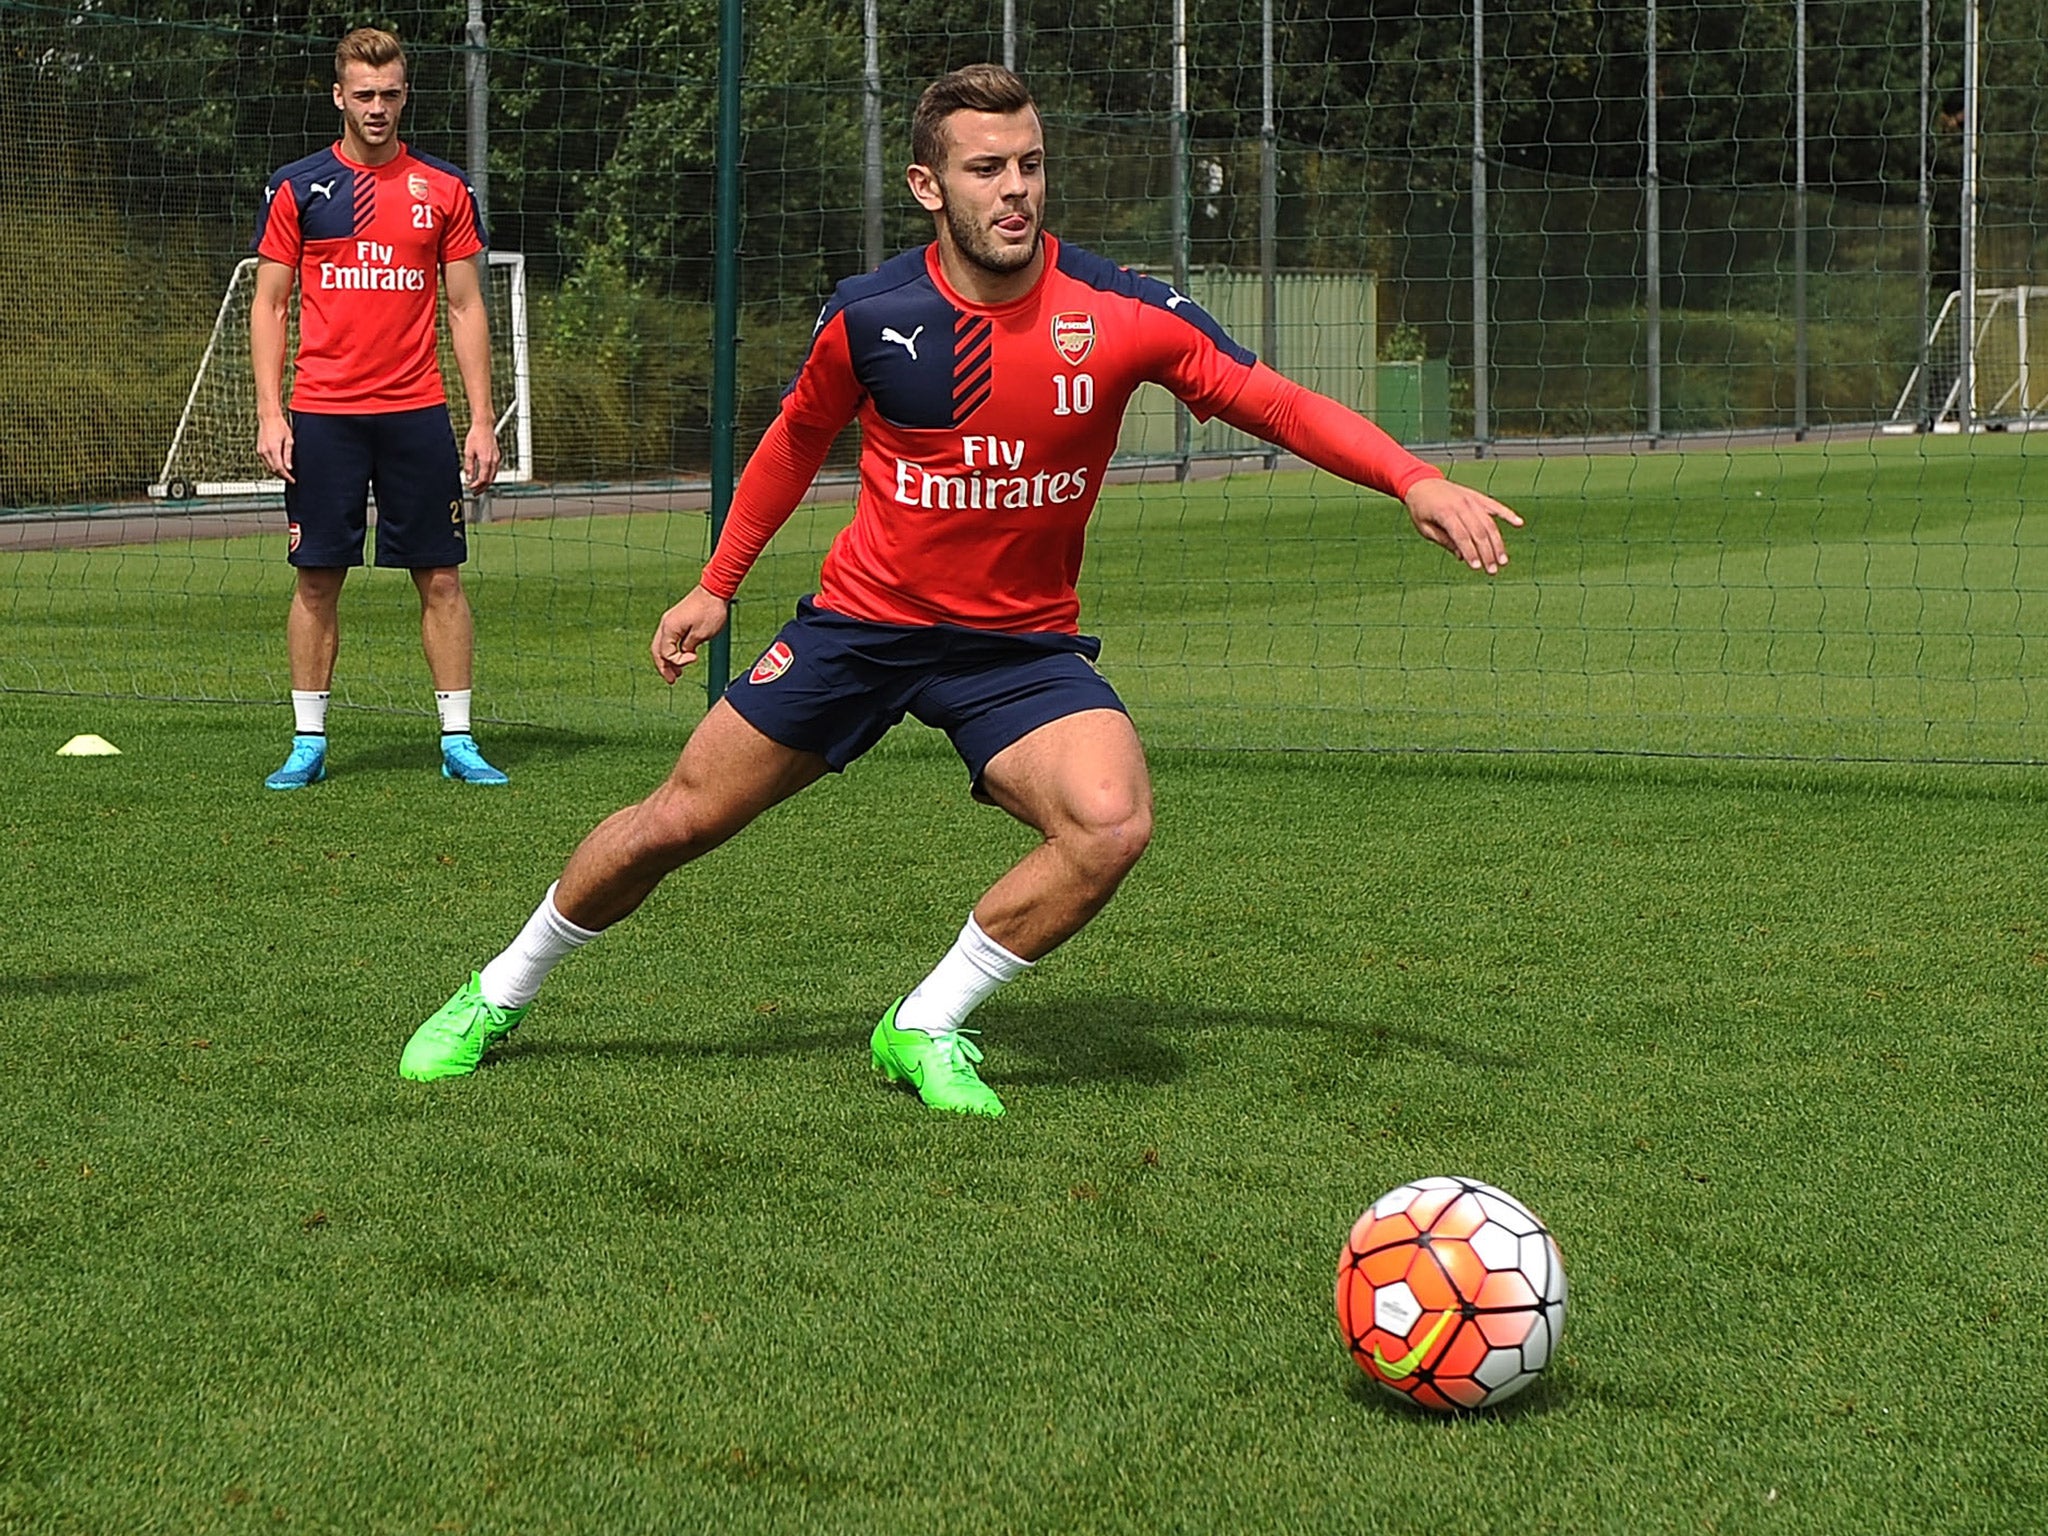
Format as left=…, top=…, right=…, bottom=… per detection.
left=1335, top=1175, right=1567, bottom=1412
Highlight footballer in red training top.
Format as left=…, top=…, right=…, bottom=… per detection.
left=702, top=233, right=1446, bottom=636
left=399, top=64, right=1522, bottom=1119
left=250, top=27, right=507, bottom=794
left=253, top=143, right=485, bottom=413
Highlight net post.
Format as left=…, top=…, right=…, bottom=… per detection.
left=463, top=1, right=492, bottom=520
left=2020, top=289, right=2034, bottom=419
left=465, top=0, right=488, bottom=228
left=1918, top=0, right=1934, bottom=431
left=1960, top=0, right=1980, bottom=432
left=1794, top=0, right=1809, bottom=442
left=862, top=0, right=883, bottom=273
left=1170, top=0, right=1192, bottom=482
left=1644, top=0, right=1662, bottom=447
left=1259, top=0, right=1278, bottom=470
left=1470, top=0, right=1490, bottom=456
left=706, top=0, right=743, bottom=702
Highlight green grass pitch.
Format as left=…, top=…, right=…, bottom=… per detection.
left=7, top=431, right=2048, bottom=761
left=5, top=438, right=2048, bottom=1530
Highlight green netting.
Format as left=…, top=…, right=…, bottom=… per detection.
left=6, top=1, right=2048, bottom=762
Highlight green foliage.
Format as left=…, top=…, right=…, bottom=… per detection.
left=524, top=265, right=830, bottom=481
left=524, top=252, right=714, bottom=479
left=1380, top=322, right=1429, bottom=362
left=7, top=0, right=2048, bottom=508
left=1484, top=294, right=1924, bottom=437
left=489, top=0, right=868, bottom=296
left=0, top=204, right=218, bottom=507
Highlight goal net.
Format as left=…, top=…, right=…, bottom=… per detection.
left=1888, top=286, right=2048, bottom=433
left=12, top=7, right=2048, bottom=764
left=148, top=250, right=532, bottom=500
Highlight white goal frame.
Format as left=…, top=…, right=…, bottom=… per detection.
left=150, top=250, right=533, bottom=500
left=1886, top=284, right=2048, bottom=434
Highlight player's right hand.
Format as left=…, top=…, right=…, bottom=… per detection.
left=256, top=414, right=295, bottom=484
left=652, top=584, right=731, bottom=683
left=1401, top=475, right=1523, bottom=574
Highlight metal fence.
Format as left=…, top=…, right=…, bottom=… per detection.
left=4, top=0, right=2046, bottom=515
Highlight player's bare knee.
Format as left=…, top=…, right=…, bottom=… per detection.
left=1065, top=800, right=1153, bottom=887
left=633, top=782, right=752, bottom=867
left=295, top=568, right=346, bottom=607
left=1109, top=803, right=1155, bottom=875
left=413, top=566, right=464, bottom=608
left=629, top=794, right=709, bottom=866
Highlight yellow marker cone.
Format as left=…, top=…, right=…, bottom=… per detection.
left=57, top=734, right=122, bottom=757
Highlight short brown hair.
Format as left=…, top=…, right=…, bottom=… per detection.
left=335, top=27, right=406, bottom=83
left=911, top=64, right=1037, bottom=170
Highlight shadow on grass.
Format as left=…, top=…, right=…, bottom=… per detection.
left=504, top=1022, right=861, bottom=1069
left=991, top=998, right=1527, bottom=1088
left=336, top=723, right=613, bottom=777
left=1338, top=1362, right=1571, bottom=1420
left=499, top=996, right=1524, bottom=1090
left=0, top=969, right=143, bottom=999
left=1215, top=740, right=2048, bottom=808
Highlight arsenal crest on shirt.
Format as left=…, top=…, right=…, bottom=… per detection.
left=1051, top=312, right=1096, bottom=366
left=408, top=173, right=432, bottom=201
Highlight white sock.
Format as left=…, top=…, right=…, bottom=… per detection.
left=436, top=689, right=473, bottom=736
left=291, top=690, right=330, bottom=736
left=894, top=914, right=1033, bottom=1036
left=478, top=883, right=601, bottom=1009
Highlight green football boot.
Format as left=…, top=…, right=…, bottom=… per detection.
left=869, top=998, right=1004, bottom=1118
left=399, top=973, right=529, bottom=1081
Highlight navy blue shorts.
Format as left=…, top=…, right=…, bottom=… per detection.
left=724, top=598, right=1129, bottom=788
left=285, top=405, right=466, bottom=569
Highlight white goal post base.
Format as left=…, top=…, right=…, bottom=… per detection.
left=1887, top=285, right=2048, bottom=434
left=149, top=251, right=532, bottom=501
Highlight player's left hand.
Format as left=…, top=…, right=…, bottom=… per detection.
left=1402, top=475, right=1524, bottom=575
left=651, top=584, right=732, bottom=684
left=463, top=419, right=501, bottom=494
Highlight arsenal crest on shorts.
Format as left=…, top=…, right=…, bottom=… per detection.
left=749, top=640, right=794, bottom=684
left=1051, top=312, right=1096, bottom=366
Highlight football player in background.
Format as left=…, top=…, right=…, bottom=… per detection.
left=252, top=27, right=506, bottom=790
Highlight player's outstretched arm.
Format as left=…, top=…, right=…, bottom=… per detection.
left=1401, top=476, right=1524, bottom=575
left=697, top=412, right=842, bottom=603
left=1214, top=362, right=1525, bottom=573
left=651, top=585, right=731, bottom=683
